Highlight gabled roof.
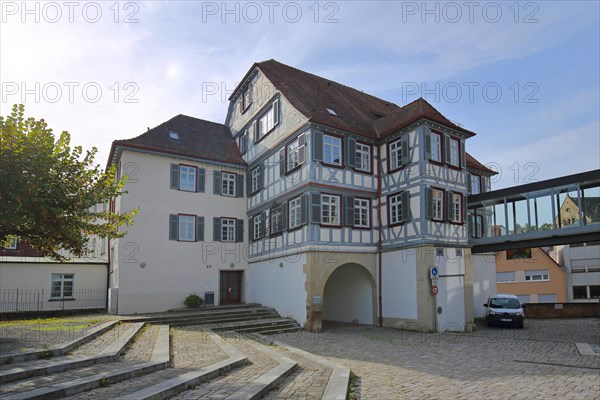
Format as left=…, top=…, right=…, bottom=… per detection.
left=466, top=152, right=498, bottom=175
left=374, top=98, right=476, bottom=138
left=108, top=114, right=246, bottom=167
left=233, top=59, right=476, bottom=139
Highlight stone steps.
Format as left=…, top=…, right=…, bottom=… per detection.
left=0, top=307, right=349, bottom=400
left=0, top=322, right=144, bottom=384
left=0, top=324, right=169, bottom=400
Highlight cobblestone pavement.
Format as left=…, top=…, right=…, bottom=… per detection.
left=171, top=337, right=277, bottom=400
left=273, top=319, right=600, bottom=400
left=0, top=314, right=115, bottom=355
left=68, top=326, right=230, bottom=399
left=121, top=324, right=159, bottom=362
left=0, top=360, right=142, bottom=396
left=70, top=322, right=137, bottom=356
left=263, top=347, right=332, bottom=400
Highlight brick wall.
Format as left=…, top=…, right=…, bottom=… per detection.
left=524, top=302, right=600, bottom=318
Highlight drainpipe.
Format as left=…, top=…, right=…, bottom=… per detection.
left=377, top=148, right=383, bottom=327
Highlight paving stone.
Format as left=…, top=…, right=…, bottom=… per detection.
left=66, top=325, right=229, bottom=399
left=171, top=337, right=277, bottom=400
left=272, top=318, right=600, bottom=400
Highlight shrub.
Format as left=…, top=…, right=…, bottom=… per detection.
left=184, top=293, right=204, bottom=308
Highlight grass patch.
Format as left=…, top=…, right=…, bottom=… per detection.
left=0, top=316, right=106, bottom=332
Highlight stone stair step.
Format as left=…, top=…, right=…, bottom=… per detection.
left=164, top=313, right=277, bottom=327
left=122, top=304, right=270, bottom=322
left=163, top=337, right=295, bottom=400
left=247, top=326, right=303, bottom=336
left=210, top=318, right=297, bottom=331
left=0, top=322, right=145, bottom=384
left=0, top=324, right=170, bottom=400
left=0, top=321, right=118, bottom=366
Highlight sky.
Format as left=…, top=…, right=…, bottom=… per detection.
left=1, top=0, right=599, bottom=189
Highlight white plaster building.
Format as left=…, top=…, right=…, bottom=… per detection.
left=107, top=60, right=498, bottom=331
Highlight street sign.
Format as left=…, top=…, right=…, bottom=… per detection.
left=432, top=285, right=439, bottom=295
left=430, top=266, right=439, bottom=280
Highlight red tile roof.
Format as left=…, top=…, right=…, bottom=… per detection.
left=466, top=152, right=498, bottom=175
left=108, top=114, right=246, bottom=167
left=237, top=59, right=476, bottom=139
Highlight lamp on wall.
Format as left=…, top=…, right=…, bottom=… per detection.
left=140, top=262, right=146, bottom=269
left=279, top=262, right=284, bottom=269
left=206, top=264, right=212, bottom=269
left=230, top=263, right=235, bottom=269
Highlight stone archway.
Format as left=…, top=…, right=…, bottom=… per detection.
left=322, top=263, right=376, bottom=326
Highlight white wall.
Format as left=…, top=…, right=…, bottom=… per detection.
left=0, top=262, right=107, bottom=311
left=382, top=250, right=418, bottom=319
left=323, top=263, right=373, bottom=325
left=472, top=253, right=496, bottom=318
left=115, top=150, right=248, bottom=314
left=247, top=254, right=307, bottom=326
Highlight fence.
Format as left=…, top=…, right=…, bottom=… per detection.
left=0, top=289, right=107, bottom=313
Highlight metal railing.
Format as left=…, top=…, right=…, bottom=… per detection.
left=0, top=289, right=107, bottom=313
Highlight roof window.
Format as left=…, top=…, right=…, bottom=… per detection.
left=326, top=108, right=337, bottom=116
left=169, top=131, right=180, bottom=141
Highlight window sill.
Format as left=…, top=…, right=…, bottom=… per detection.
left=389, top=221, right=408, bottom=228
left=320, top=161, right=343, bottom=169
left=428, top=160, right=444, bottom=166
left=241, top=104, right=252, bottom=115
left=446, top=164, right=462, bottom=171
left=320, top=223, right=342, bottom=228
left=285, top=163, right=304, bottom=175
left=288, top=224, right=304, bottom=232
left=353, top=225, right=372, bottom=230
left=353, top=168, right=373, bottom=176
left=49, top=298, right=76, bottom=302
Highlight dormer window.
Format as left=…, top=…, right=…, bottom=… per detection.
left=326, top=108, right=337, bottom=116
left=169, top=131, right=180, bottom=141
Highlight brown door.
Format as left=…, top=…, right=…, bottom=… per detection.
left=220, top=271, right=243, bottom=305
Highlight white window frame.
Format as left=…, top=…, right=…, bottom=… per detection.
left=321, top=194, right=340, bottom=225
left=289, top=197, right=302, bottom=229
left=242, top=87, right=252, bottom=111
left=178, top=215, right=196, bottom=241
left=253, top=214, right=262, bottom=241
left=222, top=172, right=236, bottom=197
left=432, top=189, right=444, bottom=220
left=51, top=273, right=74, bottom=299
left=470, top=174, right=481, bottom=195
left=389, top=193, right=403, bottom=225
left=323, top=135, right=342, bottom=166
left=389, top=139, right=402, bottom=170
left=287, top=137, right=301, bottom=171
left=355, top=143, right=371, bottom=172
left=270, top=206, right=282, bottom=235
left=169, top=131, right=179, bottom=141
left=221, top=218, right=236, bottom=242
left=431, top=132, right=442, bottom=162
left=239, top=131, right=248, bottom=154
left=449, top=137, right=459, bottom=167
left=525, top=270, right=549, bottom=282
left=451, top=193, right=462, bottom=223
left=260, top=105, right=276, bottom=137
left=251, top=167, right=260, bottom=194
left=354, top=198, right=370, bottom=227
left=179, top=165, right=196, bottom=192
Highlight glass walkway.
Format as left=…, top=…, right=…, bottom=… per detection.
left=468, top=169, right=600, bottom=253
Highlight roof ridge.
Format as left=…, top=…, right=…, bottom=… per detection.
left=257, top=59, right=399, bottom=109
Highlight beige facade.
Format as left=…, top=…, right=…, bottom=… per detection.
left=495, top=248, right=567, bottom=303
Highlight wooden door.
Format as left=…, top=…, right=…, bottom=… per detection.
left=220, top=271, right=243, bottom=305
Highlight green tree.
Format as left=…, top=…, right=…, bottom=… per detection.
left=0, top=104, right=137, bottom=260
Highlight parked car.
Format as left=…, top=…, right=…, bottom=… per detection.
left=484, top=294, right=525, bottom=328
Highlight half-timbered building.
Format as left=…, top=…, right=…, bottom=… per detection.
left=107, top=59, right=497, bottom=332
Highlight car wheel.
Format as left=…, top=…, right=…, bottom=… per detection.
left=486, top=319, right=493, bottom=327
left=518, top=321, right=524, bottom=329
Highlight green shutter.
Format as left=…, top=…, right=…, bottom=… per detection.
left=196, top=216, right=204, bottom=241
left=311, top=193, right=321, bottom=224
left=346, top=137, right=356, bottom=168
left=169, top=214, right=178, bottom=240
left=213, top=171, right=221, bottom=195
left=170, top=164, right=179, bottom=189
left=197, top=168, right=205, bottom=193
left=313, top=131, right=323, bottom=161
left=213, top=217, right=221, bottom=242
